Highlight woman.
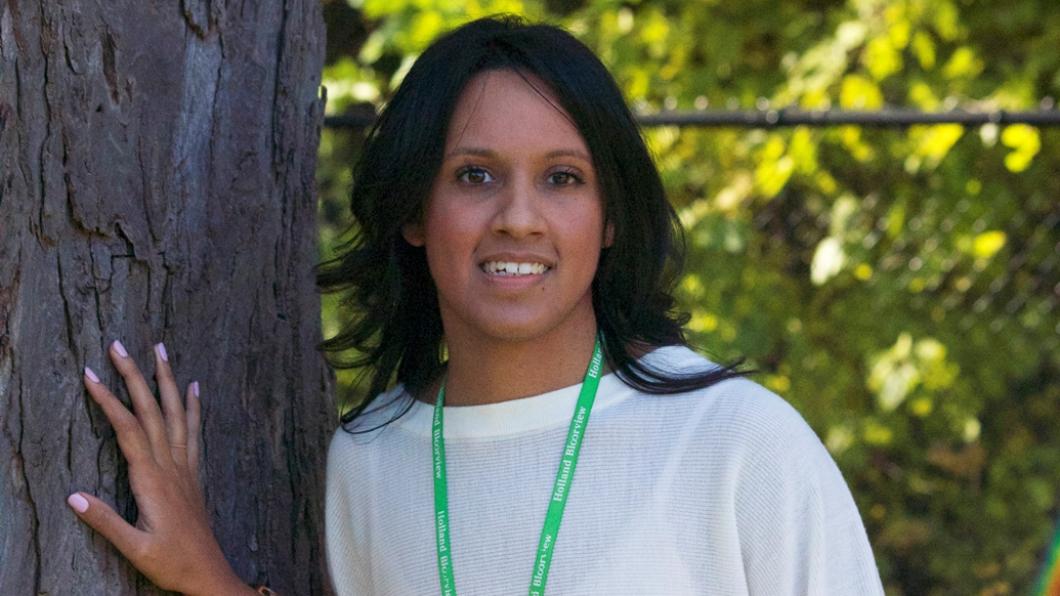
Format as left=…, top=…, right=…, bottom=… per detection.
left=69, top=16, right=884, bottom=595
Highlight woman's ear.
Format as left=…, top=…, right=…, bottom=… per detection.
left=402, top=222, right=426, bottom=247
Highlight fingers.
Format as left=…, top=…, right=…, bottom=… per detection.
left=83, top=367, right=153, bottom=468
left=86, top=339, right=204, bottom=475
left=153, top=343, right=189, bottom=459
left=109, top=341, right=169, bottom=462
left=67, top=492, right=148, bottom=563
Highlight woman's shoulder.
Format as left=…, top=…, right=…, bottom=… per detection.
left=643, top=353, right=883, bottom=595
left=640, top=345, right=807, bottom=422
left=637, top=347, right=856, bottom=520
left=633, top=345, right=829, bottom=458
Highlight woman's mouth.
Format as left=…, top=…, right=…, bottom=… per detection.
left=480, top=261, right=551, bottom=276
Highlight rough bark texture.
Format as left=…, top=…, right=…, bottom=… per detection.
left=0, top=1, right=334, bottom=594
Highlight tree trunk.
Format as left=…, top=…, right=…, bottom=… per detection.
left=0, top=1, right=334, bottom=594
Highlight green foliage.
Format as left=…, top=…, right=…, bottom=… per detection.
left=317, top=0, right=1060, bottom=593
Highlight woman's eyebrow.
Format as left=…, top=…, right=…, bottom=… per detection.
left=443, top=147, right=592, bottom=162
left=544, top=149, right=591, bottom=162
left=445, top=146, right=495, bottom=159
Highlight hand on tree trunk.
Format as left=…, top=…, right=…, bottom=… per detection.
left=67, top=340, right=257, bottom=596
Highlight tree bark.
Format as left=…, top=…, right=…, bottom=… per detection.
left=0, top=1, right=334, bottom=594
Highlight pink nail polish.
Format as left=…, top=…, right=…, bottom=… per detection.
left=191, top=381, right=200, bottom=398
left=67, top=493, right=89, bottom=513
left=156, top=342, right=168, bottom=362
left=84, top=366, right=100, bottom=383
left=112, top=340, right=129, bottom=358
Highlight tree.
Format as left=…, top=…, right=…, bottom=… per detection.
left=0, top=2, right=335, bottom=593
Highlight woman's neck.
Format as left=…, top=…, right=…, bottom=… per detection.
left=431, top=317, right=599, bottom=407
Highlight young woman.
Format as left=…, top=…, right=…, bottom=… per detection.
left=69, top=16, right=885, bottom=595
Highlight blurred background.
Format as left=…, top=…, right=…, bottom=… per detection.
left=315, top=1, right=1060, bottom=594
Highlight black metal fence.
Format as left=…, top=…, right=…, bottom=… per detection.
left=325, top=109, right=1060, bottom=130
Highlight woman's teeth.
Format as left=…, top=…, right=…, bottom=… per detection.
left=482, top=261, right=549, bottom=276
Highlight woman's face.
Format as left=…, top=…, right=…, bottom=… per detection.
left=403, top=69, right=610, bottom=346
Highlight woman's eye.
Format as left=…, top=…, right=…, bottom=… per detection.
left=547, top=170, right=583, bottom=186
left=457, top=167, right=493, bottom=184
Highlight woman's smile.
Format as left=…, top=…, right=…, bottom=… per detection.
left=480, top=261, right=550, bottom=276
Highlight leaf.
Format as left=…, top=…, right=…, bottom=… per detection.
left=839, top=74, right=884, bottom=109
left=911, top=31, right=937, bottom=70
left=971, top=230, right=1007, bottom=260
left=863, top=36, right=903, bottom=81
left=811, top=237, right=846, bottom=285
left=754, top=136, right=795, bottom=198
left=1000, top=124, right=1041, bottom=172
left=910, top=124, right=964, bottom=170
left=942, top=46, right=983, bottom=80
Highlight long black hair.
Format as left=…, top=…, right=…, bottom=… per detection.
left=317, top=16, right=745, bottom=427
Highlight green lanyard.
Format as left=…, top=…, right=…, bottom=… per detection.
left=432, top=338, right=605, bottom=596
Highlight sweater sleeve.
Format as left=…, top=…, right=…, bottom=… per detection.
left=325, top=430, right=373, bottom=596
left=732, top=390, right=885, bottom=596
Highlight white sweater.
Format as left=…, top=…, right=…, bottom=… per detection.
left=325, top=346, right=885, bottom=595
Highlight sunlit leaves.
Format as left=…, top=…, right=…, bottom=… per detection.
left=840, top=74, right=885, bottom=108
left=1001, top=124, right=1042, bottom=172
left=863, top=35, right=904, bottom=81
left=928, top=0, right=962, bottom=41
left=868, top=333, right=958, bottom=414
left=970, top=230, right=1006, bottom=260
left=636, top=8, right=670, bottom=60
left=905, top=124, right=964, bottom=172
left=323, top=58, right=381, bottom=114
left=942, top=46, right=983, bottom=80
left=811, top=237, right=847, bottom=285
left=907, top=79, right=939, bottom=108
left=910, top=31, right=936, bottom=69
left=753, top=135, right=795, bottom=197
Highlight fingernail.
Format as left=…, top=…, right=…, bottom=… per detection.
left=155, top=342, right=168, bottom=362
left=112, top=340, right=128, bottom=358
left=67, top=493, right=89, bottom=513
left=84, top=366, right=100, bottom=383
left=191, top=381, right=200, bottom=398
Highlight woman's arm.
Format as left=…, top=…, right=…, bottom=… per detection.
left=733, top=390, right=884, bottom=596
left=68, top=340, right=258, bottom=596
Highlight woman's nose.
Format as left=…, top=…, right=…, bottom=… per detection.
left=491, top=177, right=545, bottom=238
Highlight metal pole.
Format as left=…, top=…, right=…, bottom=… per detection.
left=323, top=109, right=1060, bottom=130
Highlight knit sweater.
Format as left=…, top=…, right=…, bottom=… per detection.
left=325, top=346, right=885, bottom=595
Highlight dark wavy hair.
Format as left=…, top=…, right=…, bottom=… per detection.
left=317, top=16, right=745, bottom=427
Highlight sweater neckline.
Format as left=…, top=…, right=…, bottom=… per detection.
left=392, top=370, right=635, bottom=439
